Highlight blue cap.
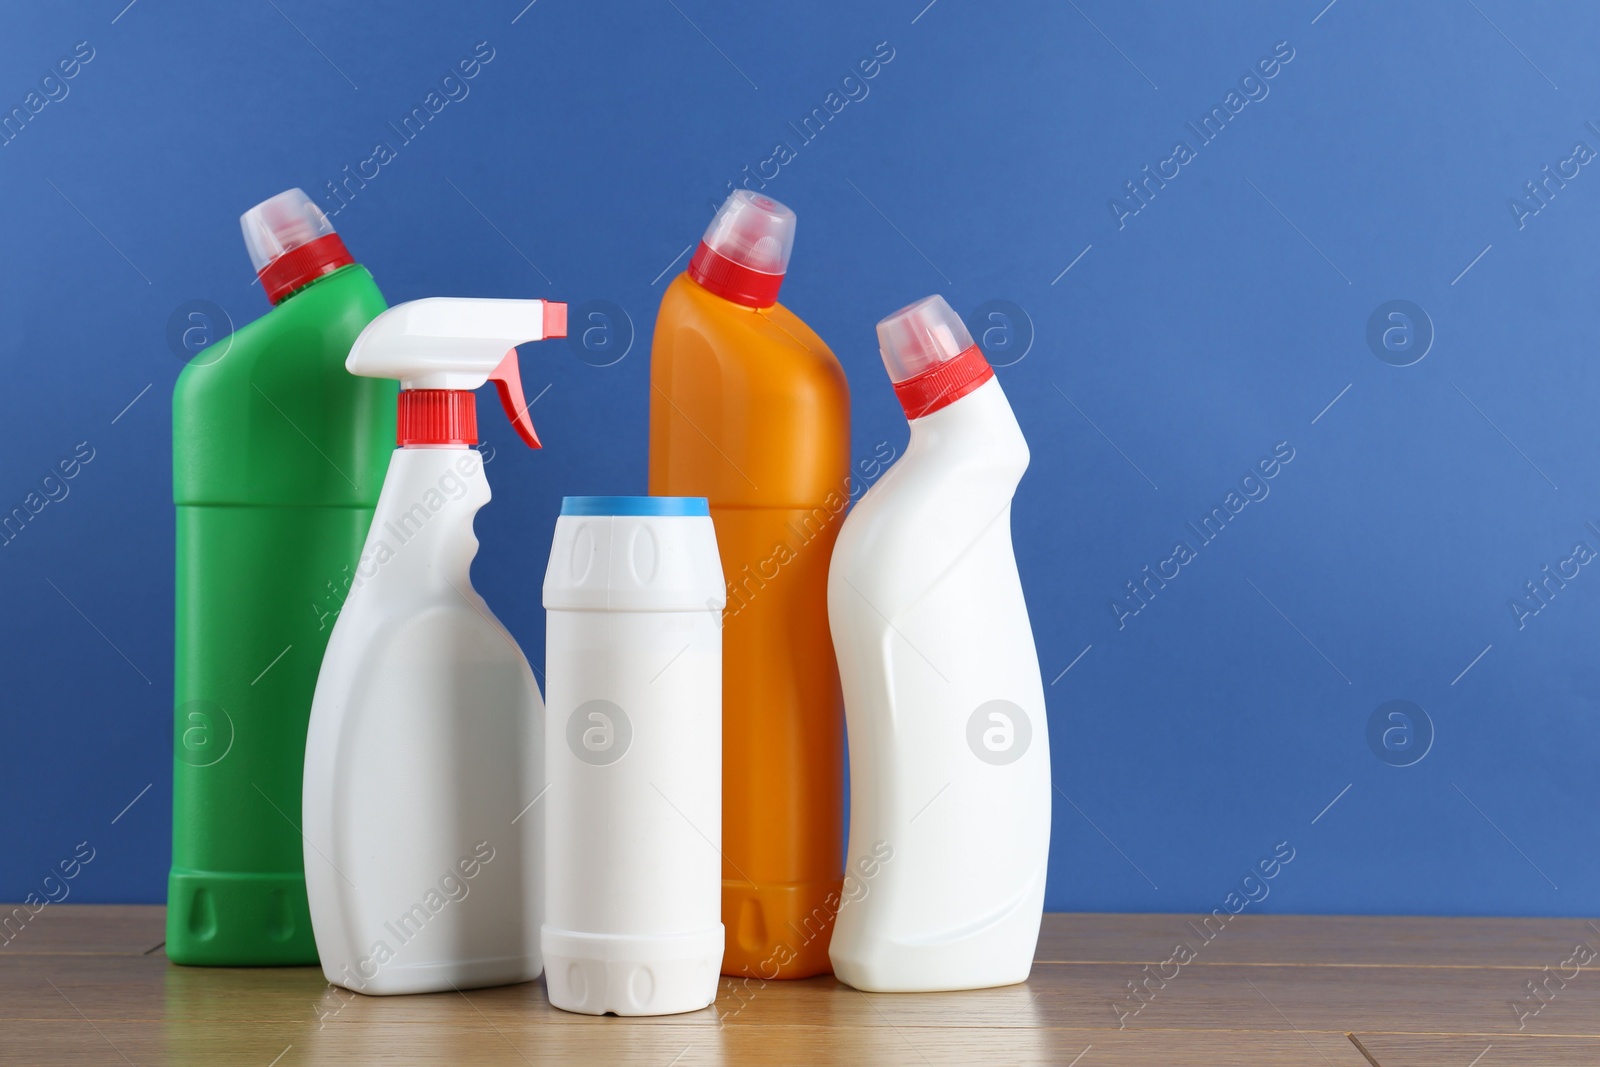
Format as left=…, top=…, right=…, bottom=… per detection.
left=560, top=495, right=710, bottom=517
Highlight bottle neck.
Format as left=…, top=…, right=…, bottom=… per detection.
left=397, top=389, right=476, bottom=448
left=686, top=241, right=784, bottom=309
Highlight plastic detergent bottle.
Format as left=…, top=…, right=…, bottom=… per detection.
left=826, top=295, right=1050, bottom=992
left=542, top=496, right=726, bottom=1015
left=169, top=189, right=395, bottom=966
left=302, top=296, right=566, bottom=995
left=648, top=190, right=850, bottom=979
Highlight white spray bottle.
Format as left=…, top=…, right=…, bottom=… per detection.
left=826, top=295, right=1050, bottom=992
left=302, top=296, right=566, bottom=995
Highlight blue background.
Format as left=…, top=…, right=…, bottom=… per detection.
left=2, top=0, right=1594, bottom=917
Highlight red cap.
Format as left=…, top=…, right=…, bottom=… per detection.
left=688, top=242, right=785, bottom=308
left=257, top=233, right=354, bottom=305
left=892, top=344, right=995, bottom=419
left=397, top=389, right=478, bottom=447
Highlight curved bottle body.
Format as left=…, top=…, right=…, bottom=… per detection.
left=303, top=447, right=543, bottom=995
left=169, top=264, right=395, bottom=966
left=826, top=378, right=1050, bottom=992
left=648, top=273, right=849, bottom=979
left=542, top=499, right=726, bottom=1015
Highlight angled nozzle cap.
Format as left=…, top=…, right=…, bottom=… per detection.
left=876, top=295, right=976, bottom=383
left=702, top=190, right=795, bottom=274
left=687, top=190, right=796, bottom=307
left=876, top=295, right=995, bottom=419
left=241, top=188, right=353, bottom=304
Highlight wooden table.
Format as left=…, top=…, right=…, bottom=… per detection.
left=4, top=906, right=1598, bottom=1065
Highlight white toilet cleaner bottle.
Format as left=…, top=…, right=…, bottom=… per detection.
left=826, top=295, right=1050, bottom=992
left=303, top=296, right=567, bottom=995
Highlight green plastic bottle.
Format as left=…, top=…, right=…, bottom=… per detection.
left=169, top=189, right=395, bottom=966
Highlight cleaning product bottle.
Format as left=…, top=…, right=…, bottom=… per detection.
left=826, top=295, right=1050, bottom=992
left=301, top=296, right=566, bottom=995
left=169, top=188, right=395, bottom=966
left=648, top=190, right=850, bottom=979
left=542, top=495, right=726, bottom=1016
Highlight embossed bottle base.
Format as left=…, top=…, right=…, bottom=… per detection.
left=721, top=878, right=842, bottom=980
left=166, top=870, right=317, bottom=966
left=542, top=926, right=724, bottom=1016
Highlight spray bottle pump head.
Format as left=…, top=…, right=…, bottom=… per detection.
left=240, top=188, right=354, bottom=305
left=346, top=297, right=568, bottom=448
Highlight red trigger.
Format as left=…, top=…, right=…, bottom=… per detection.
left=488, top=348, right=541, bottom=449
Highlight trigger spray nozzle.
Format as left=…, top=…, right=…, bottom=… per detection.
left=346, top=297, right=567, bottom=449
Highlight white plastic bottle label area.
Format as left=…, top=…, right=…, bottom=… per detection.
left=303, top=447, right=544, bottom=995
left=542, top=496, right=727, bottom=1016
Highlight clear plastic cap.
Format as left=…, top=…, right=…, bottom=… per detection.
left=240, top=188, right=337, bottom=273
left=701, top=190, right=795, bottom=275
left=876, top=295, right=976, bottom=382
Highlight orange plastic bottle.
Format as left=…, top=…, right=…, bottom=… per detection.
left=648, top=191, right=849, bottom=979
